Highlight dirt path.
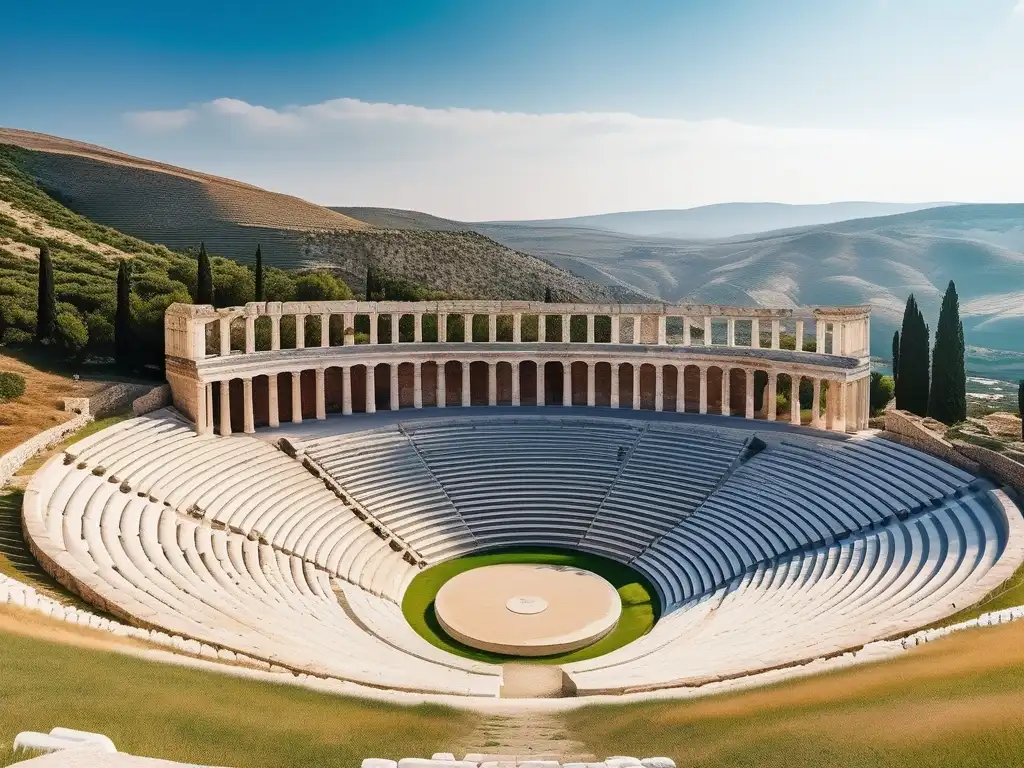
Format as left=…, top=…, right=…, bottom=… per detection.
left=459, top=712, right=597, bottom=762
left=0, top=199, right=131, bottom=259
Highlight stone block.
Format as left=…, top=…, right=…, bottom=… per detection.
left=605, top=758, right=642, bottom=768
left=640, top=758, right=676, bottom=768
left=362, top=760, right=398, bottom=768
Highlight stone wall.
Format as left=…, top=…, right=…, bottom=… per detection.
left=62, top=382, right=155, bottom=418
left=132, top=384, right=170, bottom=415
left=0, top=414, right=90, bottom=488
left=883, top=410, right=981, bottom=474
left=953, top=443, right=1024, bottom=498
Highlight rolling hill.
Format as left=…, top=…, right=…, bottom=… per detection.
left=485, top=201, right=956, bottom=240
left=0, top=129, right=627, bottom=302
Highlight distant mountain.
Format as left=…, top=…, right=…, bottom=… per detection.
left=474, top=204, right=1024, bottom=377
left=329, top=206, right=470, bottom=232
left=485, top=202, right=959, bottom=240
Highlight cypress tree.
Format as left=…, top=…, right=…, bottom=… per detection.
left=544, top=286, right=553, bottom=303
left=895, top=293, right=930, bottom=416
left=115, top=260, right=133, bottom=371
left=35, top=243, right=56, bottom=343
left=928, top=280, right=966, bottom=424
left=254, top=245, right=265, bottom=302
left=196, top=242, right=214, bottom=305
left=891, top=330, right=900, bottom=385
left=365, top=265, right=377, bottom=300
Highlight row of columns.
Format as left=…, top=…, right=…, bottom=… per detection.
left=216, top=312, right=863, bottom=355
left=195, top=361, right=861, bottom=436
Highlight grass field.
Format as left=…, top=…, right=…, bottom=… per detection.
left=0, top=626, right=478, bottom=768
left=401, top=547, right=659, bottom=664
left=562, top=619, right=1024, bottom=767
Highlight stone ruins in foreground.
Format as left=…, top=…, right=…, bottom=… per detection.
left=164, top=300, right=872, bottom=435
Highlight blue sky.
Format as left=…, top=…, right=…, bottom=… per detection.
left=2, top=0, right=1022, bottom=219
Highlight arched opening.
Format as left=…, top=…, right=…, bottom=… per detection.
left=619, top=362, right=635, bottom=408
left=254, top=316, right=273, bottom=352
left=323, top=366, right=344, bottom=413
left=373, top=363, right=391, bottom=410
left=328, top=314, right=346, bottom=347
left=778, top=372, right=797, bottom=423
left=349, top=365, right=367, bottom=413
left=638, top=364, right=656, bottom=410
left=442, top=361, right=461, bottom=406
left=682, top=365, right=700, bottom=413
left=594, top=361, right=612, bottom=407
left=496, top=361, right=514, bottom=405
left=544, top=361, right=564, bottom=406
left=300, top=370, right=317, bottom=419
left=397, top=362, right=416, bottom=408
left=707, top=366, right=724, bottom=414
left=731, top=369, right=750, bottom=417
left=251, top=374, right=270, bottom=427
left=421, top=361, right=439, bottom=407
left=663, top=364, right=678, bottom=412
left=520, top=360, right=538, bottom=405
left=469, top=361, right=489, bottom=406
left=571, top=361, right=588, bottom=406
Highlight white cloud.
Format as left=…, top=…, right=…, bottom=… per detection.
left=1015, top=0, right=1024, bottom=15
left=121, top=97, right=1024, bottom=220
left=123, top=108, right=196, bottom=132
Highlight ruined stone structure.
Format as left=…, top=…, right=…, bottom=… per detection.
left=163, top=301, right=872, bottom=436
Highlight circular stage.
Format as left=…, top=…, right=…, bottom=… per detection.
left=433, top=563, right=622, bottom=656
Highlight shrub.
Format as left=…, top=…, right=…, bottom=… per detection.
left=0, top=371, right=26, bottom=400
left=870, top=372, right=895, bottom=414
left=54, top=311, right=89, bottom=360
left=295, top=271, right=352, bottom=302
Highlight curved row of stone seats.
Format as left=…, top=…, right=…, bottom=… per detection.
left=566, top=487, right=1017, bottom=694
left=24, top=456, right=501, bottom=696
left=580, top=425, right=751, bottom=559
left=406, top=419, right=645, bottom=550
left=362, top=757, right=675, bottom=768
left=59, top=411, right=418, bottom=601
left=300, top=428, right=478, bottom=562
left=630, top=433, right=985, bottom=609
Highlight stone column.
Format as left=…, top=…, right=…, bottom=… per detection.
left=587, top=363, right=596, bottom=407
left=513, top=314, right=522, bottom=343
left=767, top=372, right=777, bottom=421
left=538, top=315, right=547, bottom=343
left=816, top=321, right=826, bottom=354
left=341, top=367, right=352, bottom=416
left=390, top=364, right=399, bottom=410
left=464, top=314, right=473, bottom=342
left=391, top=313, right=400, bottom=344
left=270, top=315, right=281, bottom=351
left=727, top=319, right=736, bottom=347
left=219, top=318, right=231, bottom=356
left=512, top=362, right=521, bottom=406
left=562, top=314, right=571, bottom=343
left=291, top=372, right=303, bottom=423
left=586, top=315, right=595, bottom=344
left=315, top=369, right=326, bottom=420
left=683, top=318, right=691, bottom=346
left=751, top=318, right=761, bottom=349
left=795, top=319, right=804, bottom=352
left=414, top=314, right=423, bottom=343
left=703, top=316, right=712, bottom=345
left=462, top=362, right=471, bottom=406
left=295, top=314, right=306, bottom=349
left=790, top=375, right=801, bottom=425
left=320, top=314, right=330, bottom=347
left=245, top=316, right=256, bottom=354
left=610, top=363, right=620, bottom=408
left=369, top=313, right=378, bottom=345
left=834, top=380, right=848, bottom=433
left=721, top=369, right=731, bottom=417
left=562, top=362, right=572, bottom=407
left=771, top=320, right=780, bottom=349
left=437, top=363, right=447, bottom=408
left=745, top=371, right=755, bottom=419
left=264, top=375, right=278, bottom=428
left=242, top=378, right=255, bottom=433
left=610, top=315, right=620, bottom=344
left=413, top=362, right=423, bottom=409
left=632, top=317, right=641, bottom=344
left=835, top=322, right=845, bottom=356
left=811, top=378, right=822, bottom=429
left=366, top=366, right=376, bottom=414
left=195, top=381, right=209, bottom=435
left=438, top=313, right=448, bottom=343
left=537, top=361, right=546, bottom=406
left=657, top=316, right=667, bottom=345
left=632, top=364, right=641, bottom=410
left=654, top=365, right=664, bottom=412
left=488, top=362, right=497, bottom=406
left=699, top=367, right=708, bottom=414
left=488, top=314, right=497, bottom=343
left=205, top=383, right=214, bottom=434
left=219, top=380, right=232, bottom=435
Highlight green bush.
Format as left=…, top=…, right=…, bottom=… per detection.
left=0, top=371, right=26, bottom=400
left=55, top=311, right=88, bottom=360
left=870, top=372, right=895, bottom=414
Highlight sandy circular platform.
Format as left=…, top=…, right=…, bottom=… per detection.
left=433, top=563, right=622, bottom=656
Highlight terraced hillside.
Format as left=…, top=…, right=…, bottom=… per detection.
left=330, top=206, right=471, bottom=232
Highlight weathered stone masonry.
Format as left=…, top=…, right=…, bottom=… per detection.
left=164, top=300, right=872, bottom=435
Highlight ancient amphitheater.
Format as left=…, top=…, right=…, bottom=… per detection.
left=18, top=300, right=1024, bottom=716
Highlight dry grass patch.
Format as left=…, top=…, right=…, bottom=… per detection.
left=563, top=621, right=1024, bottom=767
left=0, top=353, right=106, bottom=455
left=0, top=629, right=478, bottom=768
